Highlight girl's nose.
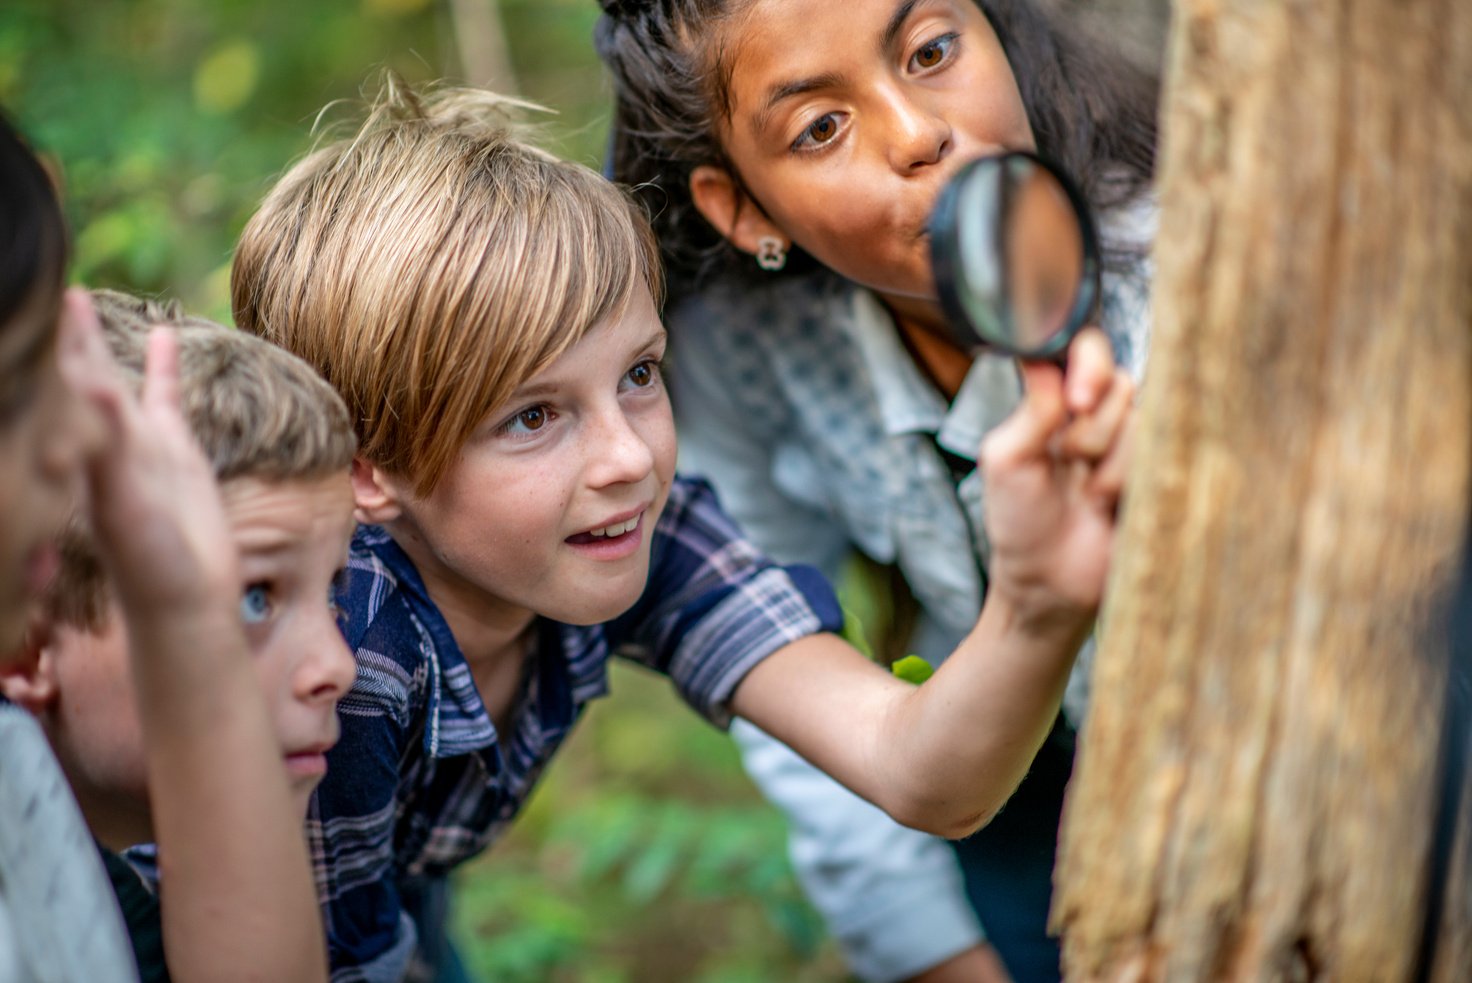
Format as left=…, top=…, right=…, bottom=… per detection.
left=884, top=91, right=953, bottom=173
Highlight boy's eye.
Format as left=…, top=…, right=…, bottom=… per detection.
left=240, top=583, right=273, bottom=625
left=328, top=571, right=347, bottom=626
left=626, top=360, right=660, bottom=388
left=794, top=113, right=842, bottom=151
left=503, top=405, right=550, bottom=435
left=910, top=33, right=957, bottom=71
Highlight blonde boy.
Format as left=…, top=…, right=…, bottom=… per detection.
left=231, top=81, right=1133, bottom=980
left=2, top=290, right=359, bottom=980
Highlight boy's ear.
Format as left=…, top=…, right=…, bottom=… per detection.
left=0, top=612, right=59, bottom=713
left=689, top=165, right=788, bottom=260
left=350, top=456, right=404, bottom=525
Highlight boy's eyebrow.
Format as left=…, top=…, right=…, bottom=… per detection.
left=631, top=326, right=668, bottom=356
left=501, top=326, right=667, bottom=401
left=233, top=527, right=301, bottom=557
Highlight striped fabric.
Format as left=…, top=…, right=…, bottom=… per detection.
left=310, top=475, right=843, bottom=982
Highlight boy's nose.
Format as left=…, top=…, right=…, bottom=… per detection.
left=297, top=614, right=357, bottom=705
left=585, top=410, right=656, bottom=489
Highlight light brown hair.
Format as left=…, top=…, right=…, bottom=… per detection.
left=230, top=76, right=664, bottom=496
left=45, top=289, right=358, bottom=630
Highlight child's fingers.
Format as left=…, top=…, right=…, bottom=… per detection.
left=980, top=359, right=1066, bottom=471
left=1063, top=327, right=1116, bottom=414
left=141, top=327, right=183, bottom=416
left=1059, top=369, right=1134, bottom=461
left=55, top=288, right=124, bottom=437
left=1086, top=412, right=1135, bottom=505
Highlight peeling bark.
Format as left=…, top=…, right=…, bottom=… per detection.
left=1052, top=0, right=1472, bottom=979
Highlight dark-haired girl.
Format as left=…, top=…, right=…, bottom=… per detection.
left=595, top=2, right=1159, bottom=980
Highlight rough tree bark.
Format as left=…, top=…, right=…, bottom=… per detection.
left=1052, top=0, right=1472, bottom=980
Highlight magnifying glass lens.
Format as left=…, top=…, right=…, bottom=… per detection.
left=930, top=152, right=1100, bottom=360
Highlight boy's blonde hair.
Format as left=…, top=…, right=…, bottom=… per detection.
left=230, top=77, right=664, bottom=497
left=46, top=289, right=358, bottom=630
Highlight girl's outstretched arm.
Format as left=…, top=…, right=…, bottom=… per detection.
left=730, top=328, right=1133, bottom=838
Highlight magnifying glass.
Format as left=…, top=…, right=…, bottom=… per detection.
left=929, top=151, right=1101, bottom=360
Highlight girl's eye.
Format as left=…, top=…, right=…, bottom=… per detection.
left=793, top=113, right=843, bottom=151
left=910, top=33, right=957, bottom=71
left=503, top=405, right=550, bottom=436
left=626, top=359, right=661, bottom=389
left=240, top=584, right=273, bottom=625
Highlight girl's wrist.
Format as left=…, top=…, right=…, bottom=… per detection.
left=984, top=585, right=1096, bottom=652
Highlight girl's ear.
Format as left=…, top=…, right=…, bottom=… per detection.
left=350, top=457, right=404, bottom=525
left=689, top=165, right=788, bottom=259
left=0, top=613, right=59, bottom=712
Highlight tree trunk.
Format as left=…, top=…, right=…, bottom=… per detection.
left=1052, top=0, right=1472, bottom=979
left=445, top=0, right=518, bottom=94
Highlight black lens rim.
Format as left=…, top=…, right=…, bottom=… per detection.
left=929, top=150, right=1101, bottom=360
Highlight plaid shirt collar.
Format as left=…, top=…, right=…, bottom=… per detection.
left=343, top=525, right=611, bottom=760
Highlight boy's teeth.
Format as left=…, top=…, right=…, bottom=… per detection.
left=588, top=516, right=638, bottom=538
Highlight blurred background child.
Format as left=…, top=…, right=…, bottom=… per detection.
left=3, top=289, right=360, bottom=980
left=0, top=114, right=332, bottom=983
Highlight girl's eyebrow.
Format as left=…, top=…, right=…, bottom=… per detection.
left=753, top=72, right=846, bottom=137
left=748, top=0, right=930, bottom=138
left=880, top=0, right=924, bottom=55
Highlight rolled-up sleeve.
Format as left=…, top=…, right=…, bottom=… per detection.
left=614, top=477, right=843, bottom=727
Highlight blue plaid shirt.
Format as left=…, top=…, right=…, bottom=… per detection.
left=311, top=475, right=843, bottom=981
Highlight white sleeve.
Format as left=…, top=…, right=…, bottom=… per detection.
left=670, top=305, right=986, bottom=982
left=733, top=720, right=985, bottom=982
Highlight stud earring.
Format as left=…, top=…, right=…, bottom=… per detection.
left=755, top=236, right=788, bottom=272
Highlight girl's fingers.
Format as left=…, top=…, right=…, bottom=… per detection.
left=141, top=328, right=183, bottom=416
left=55, top=288, right=122, bottom=443
left=1063, top=327, right=1116, bottom=414
left=980, top=359, right=1066, bottom=471
left=1059, top=369, right=1134, bottom=461
left=1086, top=411, right=1134, bottom=505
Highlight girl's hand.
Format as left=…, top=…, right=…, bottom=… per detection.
left=979, top=326, right=1134, bottom=632
left=56, top=288, right=239, bottom=611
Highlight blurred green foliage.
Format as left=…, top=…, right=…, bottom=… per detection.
left=0, top=0, right=611, bottom=324
left=455, top=662, right=849, bottom=982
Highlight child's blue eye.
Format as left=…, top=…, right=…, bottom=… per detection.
left=240, top=584, right=273, bottom=625
left=625, top=359, right=660, bottom=389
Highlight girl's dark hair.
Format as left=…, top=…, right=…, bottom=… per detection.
left=0, top=112, right=68, bottom=340
left=595, top=0, right=1159, bottom=295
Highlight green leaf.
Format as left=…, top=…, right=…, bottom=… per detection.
left=890, top=654, right=934, bottom=685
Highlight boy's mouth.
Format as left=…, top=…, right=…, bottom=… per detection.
left=565, top=509, right=646, bottom=558
left=566, top=508, right=644, bottom=545
left=284, top=740, right=336, bottom=778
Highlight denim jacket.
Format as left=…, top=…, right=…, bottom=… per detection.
left=667, top=198, right=1155, bottom=981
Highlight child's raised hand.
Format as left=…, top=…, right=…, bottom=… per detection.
left=979, top=326, right=1134, bottom=631
left=56, top=288, right=238, bottom=611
